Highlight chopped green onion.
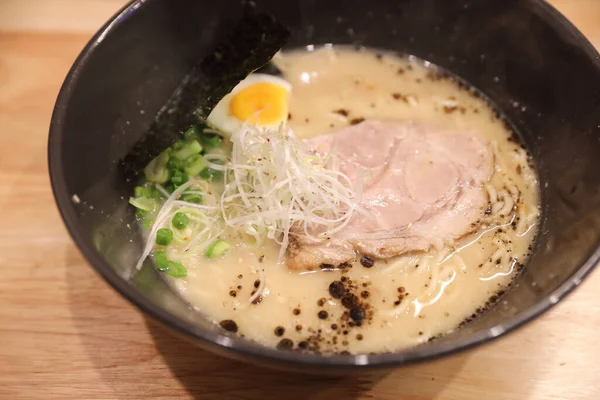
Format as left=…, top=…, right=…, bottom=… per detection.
left=167, top=157, right=185, bottom=172
left=136, top=208, right=148, bottom=218
left=184, top=154, right=206, bottom=176
left=135, top=185, right=163, bottom=200
left=153, top=249, right=170, bottom=271
left=172, top=212, right=189, bottom=229
left=134, top=186, right=152, bottom=198
left=156, top=228, right=173, bottom=246
left=200, top=133, right=222, bottom=149
left=165, top=261, right=187, bottom=278
left=170, top=170, right=189, bottom=188
left=172, top=140, right=202, bottom=160
left=181, top=193, right=203, bottom=204
left=129, top=196, right=155, bottom=211
left=205, top=239, right=232, bottom=259
left=144, top=150, right=171, bottom=183
left=183, top=126, right=202, bottom=141
left=199, top=167, right=223, bottom=181
left=152, top=249, right=187, bottom=277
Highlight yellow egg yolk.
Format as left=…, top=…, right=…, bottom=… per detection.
left=230, top=82, right=288, bottom=126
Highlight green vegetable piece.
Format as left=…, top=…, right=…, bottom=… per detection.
left=167, top=157, right=185, bottom=172
left=134, top=186, right=151, bottom=198
left=129, top=196, right=155, bottom=211
left=135, top=185, right=163, bottom=200
left=205, top=239, right=232, bottom=259
left=166, top=261, right=187, bottom=278
left=144, top=149, right=171, bottom=183
left=181, top=193, right=202, bottom=204
left=136, top=208, right=148, bottom=218
left=170, top=170, right=189, bottom=188
left=172, top=140, right=202, bottom=160
left=172, top=212, right=189, bottom=229
left=199, top=167, right=223, bottom=181
left=153, top=249, right=170, bottom=271
left=156, top=228, right=173, bottom=246
left=184, top=154, right=206, bottom=176
left=199, top=133, right=223, bottom=149
left=183, top=126, right=202, bottom=141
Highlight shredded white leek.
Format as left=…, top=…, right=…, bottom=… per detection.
left=203, top=154, right=229, bottom=171
left=220, top=125, right=359, bottom=263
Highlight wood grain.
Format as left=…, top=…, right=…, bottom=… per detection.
left=0, top=1, right=599, bottom=399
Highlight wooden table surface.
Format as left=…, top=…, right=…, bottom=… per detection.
left=1, top=1, right=599, bottom=399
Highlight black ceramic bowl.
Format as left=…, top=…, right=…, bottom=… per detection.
left=49, top=0, right=600, bottom=373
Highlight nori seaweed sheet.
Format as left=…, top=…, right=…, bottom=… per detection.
left=120, top=11, right=290, bottom=179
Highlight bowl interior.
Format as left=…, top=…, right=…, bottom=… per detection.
left=49, top=0, right=600, bottom=371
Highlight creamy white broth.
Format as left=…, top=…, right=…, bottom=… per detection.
left=162, top=47, right=540, bottom=354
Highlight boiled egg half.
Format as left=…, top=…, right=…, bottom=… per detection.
left=207, top=73, right=292, bottom=138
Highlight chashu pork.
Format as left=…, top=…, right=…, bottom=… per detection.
left=287, top=120, right=493, bottom=271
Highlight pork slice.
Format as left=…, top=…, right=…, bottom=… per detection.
left=286, top=120, right=493, bottom=270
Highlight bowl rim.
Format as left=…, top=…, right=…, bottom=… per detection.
left=48, top=0, right=600, bottom=370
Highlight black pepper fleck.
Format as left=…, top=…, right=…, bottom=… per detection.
left=349, top=307, right=365, bottom=322
left=318, top=310, right=329, bottom=320
left=219, top=320, right=238, bottom=333
left=329, top=281, right=346, bottom=299
left=360, top=256, right=374, bottom=268
left=277, top=338, right=294, bottom=350
left=341, top=293, right=359, bottom=309
left=274, top=326, right=285, bottom=337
